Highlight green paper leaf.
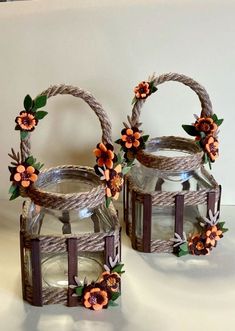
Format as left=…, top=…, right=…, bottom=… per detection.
left=222, top=228, right=228, bottom=233
left=218, top=221, right=225, bottom=228
left=106, top=197, right=111, bottom=208
left=115, top=139, right=121, bottom=144
left=178, top=249, right=189, bottom=257
left=142, top=135, right=149, bottom=143
left=34, top=95, right=47, bottom=109
left=112, top=263, right=124, bottom=274
left=179, top=242, right=188, bottom=253
left=131, top=96, right=137, bottom=105
left=9, top=186, right=20, bottom=200
left=108, top=300, right=119, bottom=307
left=75, top=286, right=84, bottom=297
left=212, top=114, right=218, bottom=122
left=127, top=160, right=135, bottom=167
left=150, top=84, right=158, bottom=94
left=34, top=162, right=44, bottom=171
left=9, top=184, right=18, bottom=195
left=20, top=131, right=29, bottom=140
left=35, top=111, right=48, bottom=120
left=216, top=118, right=224, bottom=126
left=24, top=94, right=33, bottom=111
left=117, top=153, right=122, bottom=164
left=122, top=166, right=131, bottom=175
left=111, top=292, right=121, bottom=302
left=26, top=156, right=35, bottom=166
left=182, top=125, right=198, bottom=136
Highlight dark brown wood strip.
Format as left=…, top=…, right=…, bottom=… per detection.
left=31, top=239, right=43, bottom=306
left=174, top=195, right=184, bottom=254
left=207, top=191, right=216, bottom=216
left=131, top=190, right=137, bottom=249
left=19, top=230, right=26, bottom=300
left=105, top=236, right=115, bottom=268
left=67, top=238, right=78, bottom=307
left=143, top=194, right=152, bottom=253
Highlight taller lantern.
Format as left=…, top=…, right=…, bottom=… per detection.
left=122, top=73, right=225, bottom=255
left=9, top=85, right=123, bottom=308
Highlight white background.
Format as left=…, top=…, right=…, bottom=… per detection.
left=0, top=0, right=234, bottom=204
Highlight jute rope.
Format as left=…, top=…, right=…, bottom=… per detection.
left=127, top=167, right=220, bottom=207
left=20, top=85, right=112, bottom=210
left=131, top=73, right=214, bottom=171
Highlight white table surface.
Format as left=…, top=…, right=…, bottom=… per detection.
left=0, top=200, right=235, bottom=331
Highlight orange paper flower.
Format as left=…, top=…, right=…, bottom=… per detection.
left=83, top=285, right=110, bottom=311
left=121, top=128, right=141, bottom=149
left=188, top=235, right=210, bottom=255
left=195, top=117, right=217, bottom=135
left=15, top=111, right=38, bottom=132
left=105, top=164, right=123, bottom=200
left=205, top=136, right=219, bottom=161
left=10, top=164, right=38, bottom=188
left=205, top=225, right=223, bottom=246
left=93, top=143, right=116, bottom=169
left=134, top=81, right=150, bottom=99
left=99, top=271, right=120, bottom=292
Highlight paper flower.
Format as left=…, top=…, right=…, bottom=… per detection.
left=104, top=164, right=123, bottom=200
left=205, top=225, right=223, bottom=246
left=134, top=81, right=150, bottom=99
left=99, top=271, right=120, bottom=292
left=121, top=127, right=141, bottom=149
left=93, top=143, right=116, bottom=169
left=82, top=284, right=110, bottom=311
left=15, top=111, right=38, bottom=132
left=195, top=117, right=217, bottom=135
left=10, top=164, right=38, bottom=188
left=188, top=235, right=210, bottom=255
left=204, top=135, right=219, bottom=162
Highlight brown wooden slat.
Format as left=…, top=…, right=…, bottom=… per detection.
left=19, top=230, right=26, bottom=300
left=182, top=180, right=190, bottom=191
left=143, top=194, right=152, bottom=253
left=207, top=191, right=216, bottom=216
left=67, top=238, right=78, bottom=307
left=217, top=185, right=222, bottom=214
left=126, top=179, right=130, bottom=235
left=105, top=236, right=115, bottom=268
left=131, top=190, right=137, bottom=249
left=31, top=239, right=43, bottom=306
left=174, top=195, right=184, bottom=254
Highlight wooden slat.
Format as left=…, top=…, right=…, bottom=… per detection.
left=217, top=185, right=222, bottom=215
left=67, top=238, right=78, bottom=307
left=105, top=236, right=115, bottom=268
left=142, top=195, right=152, bottom=253
left=131, top=191, right=137, bottom=249
left=126, top=179, right=130, bottom=235
left=19, top=230, right=26, bottom=300
left=174, top=195, right=184, bottom=254
left=31, top=239, right=42, bottom=306
left=207, top=191, right=216, bottom=216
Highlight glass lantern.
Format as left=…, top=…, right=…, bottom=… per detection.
left=20, top=166, right=121, bottom=306
left=124, top=137, right=221, bottom=253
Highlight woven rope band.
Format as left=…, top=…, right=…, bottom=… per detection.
left=136, top=136, right=204, bottom=171
left=25, top=165, right=105, bottom=210
left=20, top=85, right=112, bottom=209
left=131, top=73, right=214, bottom=171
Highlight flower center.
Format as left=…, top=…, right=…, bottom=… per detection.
left=101, top=151, right=110, bottom=161
left=89, top=295, right=97, bottom=305
left=196, top=242, right=204, bottom=250
left=201, top=122, right=211, bottom=132
left=107, top=277, right=116, bottom=287
left=126, top=135, right=135, bottom=143
left=110, top=175, right=122, bottom=190
left=209, top=143, right=217, bottom=155
left=22, top=116, right=33, bottom=126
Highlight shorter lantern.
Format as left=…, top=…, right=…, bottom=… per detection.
left=9, top=85, right=122, bottom=307
left=122, top=73, right=226, bottom=255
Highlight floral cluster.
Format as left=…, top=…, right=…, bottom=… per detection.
left=171, top=210, right=228, bottom=257
left=182, top=113, right=223, bottom=167
left=8, top=94, right=47, bottom=200
left=15, top=94, right=48, bottom=140
left=8, top=149, right=44, bottom=200
left=70, top=256, right=124, bottom=311
left=116, top=126, right=149, bottom=164
left=94, top=143, right=127, bottom=207
left=132, top=79, right=158, bottom=104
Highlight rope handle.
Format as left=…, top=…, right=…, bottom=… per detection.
left=131, top=72, right=214, bottom=127
left=20, top=84, right=112, bottom=161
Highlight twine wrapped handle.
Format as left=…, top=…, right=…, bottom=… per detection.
left=130, top=73, right=214, bottom=171
left=19, top=84, right=112, bottom=210
left=21, top=84, right=112, bottom=161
